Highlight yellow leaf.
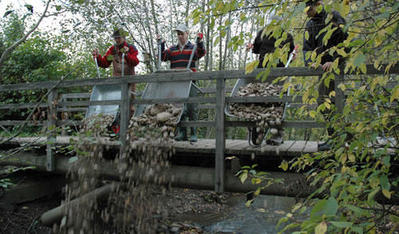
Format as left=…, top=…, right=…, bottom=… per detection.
left=309, top=110, right=317, bottom=119
left=390, top=85, right=399, bottom=103
left=240, top=172, right=248, bottom=183
left=341, top=166, right=348, bottom=173
left=360, top=63, right=367, bottom=74
left=338, top=83, right=346, bottom=91
left=382, top=189, right=391, bottom=199
left=382, top=112, right=390, bottom=127
left=373, top=60, right=380, bottom=69
left=341, top=154, right=347, bottom=164
left=336, top=48, right=347, bottom=57
left=315, top=222, right=328, bottom=234
left=341, top=0, right=350, bottom=16
left=279, top=160, right=288, bottom=171
left=245, top=200, right=252, bottom=207
left=254, top=188, right=261, bottom=196
left=370, top=177, right=380, bottom=188
left=324, top=102, right=331, bottom=110
left=245, top=60, right=259, bottom=74
left=348, top=153, right=355, bottom=163
left=252, top=177, right=262, bottom=184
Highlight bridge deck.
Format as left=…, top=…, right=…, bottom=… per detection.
left=1, top=136, right=317, bottom=157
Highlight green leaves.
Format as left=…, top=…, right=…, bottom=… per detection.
left=311, top=197, right=338, bottom=218
left=353, top=52, right=366, bottom=67
left=24, top=4, right=33, bottom=13
left=330, top=221, right=352, bottom=228
left=3, top=10, right=14, bottom=18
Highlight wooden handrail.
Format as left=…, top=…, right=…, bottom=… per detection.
left=0, top=64, right=397, bottom=92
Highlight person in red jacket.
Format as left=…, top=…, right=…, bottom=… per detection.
left=92, top=29, right=139, bottom=115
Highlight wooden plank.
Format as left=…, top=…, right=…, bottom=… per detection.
left=119, top=82, right=129, bottom=157
left=198, top=104, right=215, bottom=109
left=58, top=100, right=121, bottom=107
left=0, top=97, right=308, bottom=110
left=0, top=136, right=119, bottom=146
left=46, top=89, right=57, bottom=171
left=200, top=87, right=233, bottom=94
left=60, top=93, right=90, bottom=99
left=57, top=120, right=83, bottom=126
left=0, top=119, right=324, bottom=128
left=0, top=103, right=47, bottom=110
left=225, top=120, right=325, bottom=128
left=215, top=77, right=225, bottom=193
left=1, top=64, right=397, bottom=92
left=57, top=107, right=87, bottom=112
left=0, top=120, right=45, bottom=126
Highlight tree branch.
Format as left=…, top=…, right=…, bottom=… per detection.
left=0, top=0, right=51, bottom=71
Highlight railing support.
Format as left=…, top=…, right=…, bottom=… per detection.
left=46, top=89, right=57, bottom=171
left=215, top=77, right=226, bottom=193
left=119, top=82, right=130, bottom=157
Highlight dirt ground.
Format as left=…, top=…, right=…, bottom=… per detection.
left=0, top=194, right=58, bottom=234
left=0, top=185, right=243, bottom=234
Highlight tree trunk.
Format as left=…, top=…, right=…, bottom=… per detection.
left=141, top=0, right=156, bottom=71
left=218, top=16, right=223, bottom=71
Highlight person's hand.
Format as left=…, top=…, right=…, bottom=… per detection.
left=246, top=43, right=254, bottom=51
left=322, top=61, right=333, bottom=71
left=291, top=45, right=299, bottom=61
left=196, top=32, right=204, bottom=43
left=122, top=46, right=129, bottom=53
left=156, top=34, right=164, bottom=44
left=92, top=49, right=99, bottom=58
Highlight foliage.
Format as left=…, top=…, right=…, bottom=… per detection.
left=0, top=166, right=36, bottom=189
left=237, top=163, right=284, bottom=207
left=191, top=0, right=399, bottom=233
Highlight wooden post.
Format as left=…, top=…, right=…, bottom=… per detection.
left=46, top=89, right=57, bottom=171
left=335, top=68, right=345, bottom=113
left=215, top=77, right=225, bottom=193
left=119, top=82, right=130, bottom=157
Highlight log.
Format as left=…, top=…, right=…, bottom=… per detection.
left=39, top=183, right=117, bottom=226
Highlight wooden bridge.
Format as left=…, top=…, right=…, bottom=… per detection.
left=0, top=64, right=398, bottom=196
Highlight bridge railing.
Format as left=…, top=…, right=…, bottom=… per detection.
left=0, top=64, right=398, bottom=192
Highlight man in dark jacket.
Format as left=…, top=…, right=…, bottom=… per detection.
left=303, top=0, right=348, bottom=150
left=303, top=0, right=347, bottom=70
left=248, top=17, right=295, bottom=68
left=158, top=24, right=206, bottom=142
left=246, top=17, right=295, bottom=145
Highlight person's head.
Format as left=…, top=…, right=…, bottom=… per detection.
left=112, top=29, right=126, bottom=46
left=306, top=0, right=323, bottom=18
left=174, top=24, right=189, bottom=45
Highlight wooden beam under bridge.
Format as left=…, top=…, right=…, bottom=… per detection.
left=0, top=151, right=314, bottom=198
